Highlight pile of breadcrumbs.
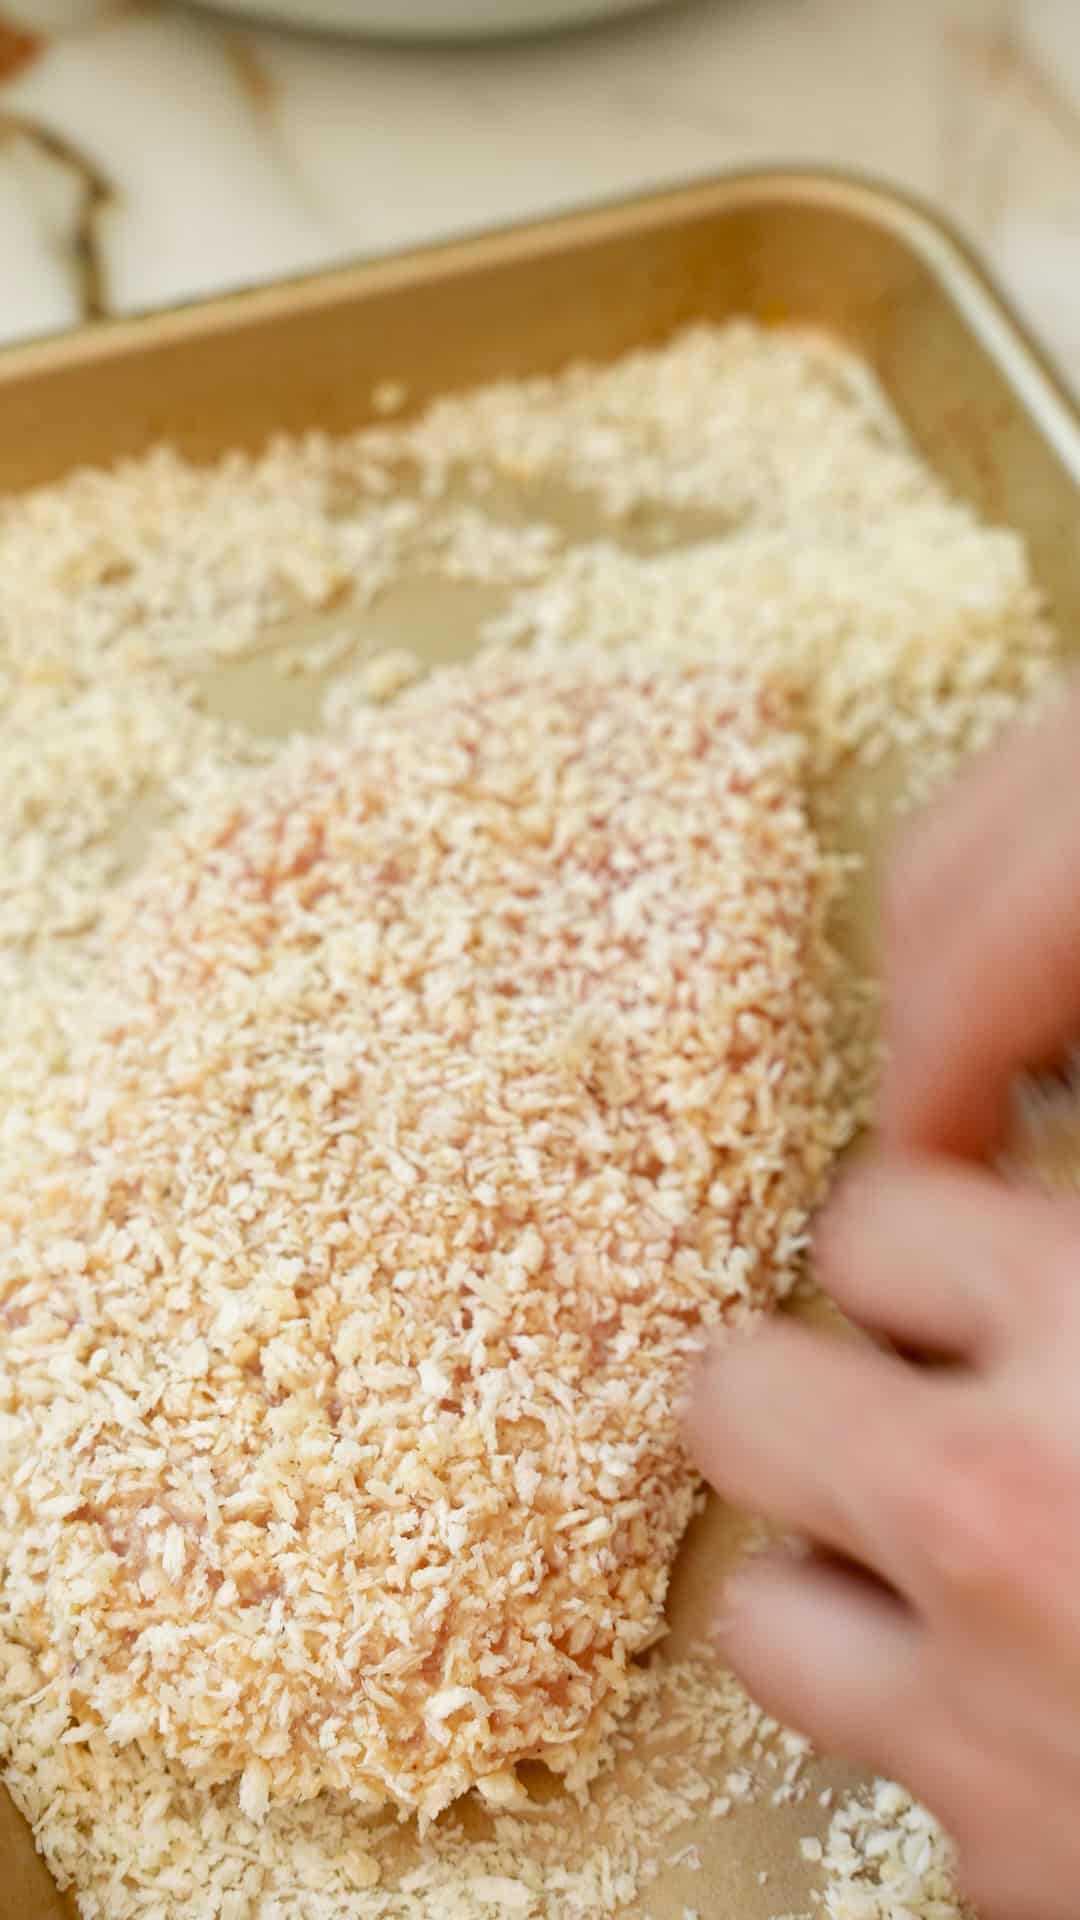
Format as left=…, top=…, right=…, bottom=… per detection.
left=0, top=320, right=1059, bottom=1920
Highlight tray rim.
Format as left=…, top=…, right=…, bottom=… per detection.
left=1, top=167, right=1077, bottom=469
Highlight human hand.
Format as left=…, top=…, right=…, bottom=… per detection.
left=880, top=674, right=1080, bottom=1161
left=687, top=678, right=1080, bottom=1919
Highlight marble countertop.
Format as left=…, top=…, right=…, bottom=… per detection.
left=0, top=0, right=1078, bottom=394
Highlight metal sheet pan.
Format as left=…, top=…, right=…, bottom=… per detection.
left=1, top=170, right=1078, bottom=1920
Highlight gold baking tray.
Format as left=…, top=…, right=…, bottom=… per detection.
left=1, top=170, right=1079, bottom=1920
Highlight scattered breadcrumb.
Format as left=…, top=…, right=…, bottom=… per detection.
left=0, top=1637, right=804, bottom=1920
left=276, top=625, right=362, bottom=679
left=818, top=1783, right=973, bottom=1920
left=481, top=522, right=1051, bottom=815
left=386, top=323, right=927, bottom=525
left=0, top=323, right=1053, bottom=981
left=356, top=646, right=423, bottom=704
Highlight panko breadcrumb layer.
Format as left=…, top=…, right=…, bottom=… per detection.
left=0, top=647, right=846, bottom=1824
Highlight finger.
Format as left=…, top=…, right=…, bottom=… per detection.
left=686, top=1321, right=939, bottom=1590
left=718, top=1548, right=926, bottom=1783
left=881, top=680, right=1080, bottom=1159
left=815, top=1153, right=1065, bottom=1363
left=884, top=694, right=1067, bottom=960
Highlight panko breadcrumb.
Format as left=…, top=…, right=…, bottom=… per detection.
left=0, top=323, right=1052, bottom=997
left=819, top=1782, right=973, bottom=1920
left=481, top=516, right=1052, bottom=808
left=0, top=317, right=1063, bottom=1919
left=0, top=1633, right=802, bottom=1920
left=0, top=647, right=846, bottom=1825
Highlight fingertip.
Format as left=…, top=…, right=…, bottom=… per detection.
left=712, top=1545, right=799, bottom=1645
left=682, top=1325, right=769, bottom=1482
left=709, top=1553, right=820, bottom=1733
left=710, top=1551, right=925, bottom=1778
left=682, top=1334, right=725, bottom=1474
left=708, top=1571, right=749, bottom=1648
left=709, top=1557, right=774, bottom=1669
left=877, top=1019, right=1007, bottom=1161
left=812, top=1149, right=921, bottom=1292
left=811, top=1160, right=864, bottom=1275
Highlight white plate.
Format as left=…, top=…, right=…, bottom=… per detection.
left=198, top=0, right=666, bottom=37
